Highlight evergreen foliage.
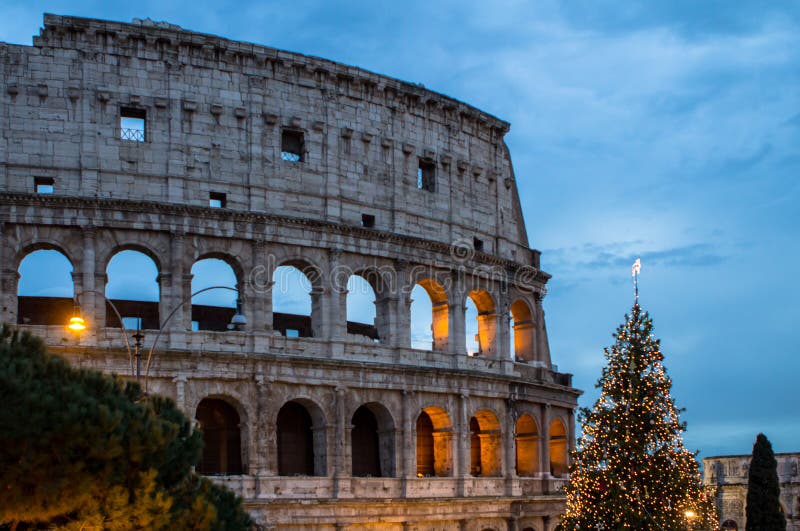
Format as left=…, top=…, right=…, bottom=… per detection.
left=745, top=433, right=786, bottom=531
left=0, top=325, right=251, bottom=530
left=557, top=303, right=717, bottom=530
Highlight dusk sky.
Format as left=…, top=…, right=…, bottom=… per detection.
left=3, top=1, right=799, bottom=459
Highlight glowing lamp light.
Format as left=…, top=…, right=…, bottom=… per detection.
left=68, top=315, right=87, bottom=332
left=684, top=510, right=696, bottom=519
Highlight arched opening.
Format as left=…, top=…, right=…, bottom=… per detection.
left=549, top=418, right=567, bottom=477
left=466, top=290, right=496, bottom=357
left=350, top=403, right=395, bottom=477
left=272, top=264, right=314, bottom=337
left=515, top=414, right=539, bottom=476
left=106, top=250, right=160, bottom=329
left=721, top=520, right=738, bottom=530
left=415, top=406, right=453, bottom=477
left=470, top=410, right=502, bottom=476
left=190, top=257, right=239, bottom=331
left=17, top=248, right=74, bottom=325
left=277, top=400, right=325, bottom=476
left=465, top=297, right=479, bottom=356
left=410, top=279, right=448, bottom=351
left=346, top=274, right=379, bottom=341
left=195, top=398, right=243, bottom=475
left=510, top=299, right=535, bottom=362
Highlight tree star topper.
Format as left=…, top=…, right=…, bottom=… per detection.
left=632, top=258, right=641, bottom=301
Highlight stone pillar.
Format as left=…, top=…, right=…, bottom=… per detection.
left=534, top=292, right=551, bottom=367
left=477, top=311, right=498, bottom=357
left=333, top=385, right=347, bottom=497
left=449, top=285, right=467, bottom=355
left=397, top=291, right=412, bottom=348
left=254, top=375, right=271, bottom=477
left=94, top=272, right=108, bottom=329
left=172, top=375, right=188, bottom=413
left=431, top=300, right=450, bottom=351
left=567, top=407, right=577, bottom=467
left=541, top=403, right=551, bottom=478
left=503, top=400, right=516, bottom=486
left=457, top=393, right=469, bottom=495
left=374, top=293, right=398, bottom=345
left=164, top=232, right=187, bottom=335
left=319, top=248, right=347, bottom=342
left=0, top=267, right=18, bottom=325
left=401, top=390, right=414, bottom=496
left=249, top=239, right=272, bottom=332
left=78, top=227, right=97, bottom=342
left=496, top=293, right=511, bottom=360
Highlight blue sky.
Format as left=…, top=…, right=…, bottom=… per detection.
left=4, top=1, right=799, bottom=458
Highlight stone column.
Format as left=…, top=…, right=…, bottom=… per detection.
left=374, top=293, right=398, bottom=345
left=477, top=311, right=498, bottom=357
left=333, top=385, right=347, bottom=497
left=319, top=248, right=347, bottom=342
left=457, top=393, right=469, bottom=495
left=448, top=275, right=466, bottom=355
left=248, top=239, right=272, bottom=333
left=503, top=400, right=516, bottom=490
left=401, top=390, right=415, bottom=496
left=164, top=231, right=187, bottom=336
left=94, top=272, right=108, bottom=329
left=534, top=292, right=551, bottom=367
left=254, top=375, right=271, bottom=477
left=79, top=227, right=97, bottom=342
left=394, top=259, right=411, bottom=348
left=496, top=292, right=511, bottom=360
left=567, top=407, right=577, bottom=467
left=541, top=403, right=551, bottom=478
left=0, top=224, right=17, bottom=324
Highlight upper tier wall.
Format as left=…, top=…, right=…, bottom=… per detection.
left=0, top=13, right=534, bottom=266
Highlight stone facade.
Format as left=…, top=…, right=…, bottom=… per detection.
left=703, top=453, right=800, bottom=530
left=0, top=14, right=580, bottom=530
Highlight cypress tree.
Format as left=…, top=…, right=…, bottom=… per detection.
left=745, top=433, right=786, bottom=530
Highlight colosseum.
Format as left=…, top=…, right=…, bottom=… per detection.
left=0, top=14, right=580, bottom=530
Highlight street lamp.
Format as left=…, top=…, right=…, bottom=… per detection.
left=68, top=286, right=246, bottom=393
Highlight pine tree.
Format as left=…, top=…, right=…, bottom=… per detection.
left=557, top=302, right=717, bottom=530
left=0, top=325, right=251, bottom=530
left=745, top=433, right=786, bottom=530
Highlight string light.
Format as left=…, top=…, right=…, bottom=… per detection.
left=557, top=262, right=717, bottom=530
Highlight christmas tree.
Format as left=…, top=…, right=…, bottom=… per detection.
left=558, top=262, right=717, bottom=530
left=745, top=433, right=786, bottom=530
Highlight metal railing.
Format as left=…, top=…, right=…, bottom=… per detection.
left=120, top=127, right=145, bottom=142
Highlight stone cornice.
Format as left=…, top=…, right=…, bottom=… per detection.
left=0, top=192, right=552, bottom=284
left=28, top=13, right=510, bottom=137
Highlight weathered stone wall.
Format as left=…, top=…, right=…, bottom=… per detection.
left=703, top=453, right=800, bottom=530
left=0, top=14, right=580, bottom=530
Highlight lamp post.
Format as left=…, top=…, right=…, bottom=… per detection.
left=68, top=286, right=246, bottom=393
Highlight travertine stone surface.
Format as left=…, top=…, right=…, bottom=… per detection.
left=0, top=14, right=580, bottom=530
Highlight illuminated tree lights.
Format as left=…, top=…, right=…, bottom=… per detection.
left=557, top=303, right=717, bottom=530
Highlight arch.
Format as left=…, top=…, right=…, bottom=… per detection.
left=351, top=403, right=395, bottom=477
left=346, top=274, right=379, bottom=341
left=410, top=278, right=448, bottom=351
left=102, top=243, right=163, bottom=275
left=516, top=413, right=539, bottom=477
left=277, top=399, right=326, bottom=476
left=416, top=406, right=453, bottom=477
left=105, top=249, right=160, bottom=329
left=195, top=398, right=244, bottom=475
left=190, top=257, right=239, bottom=331
left=17, top=248, right=74, bottom=326
left=510, top=299, right=535, bottom=362
left=549, top=418, right=568, bottom=478
left=469, top=409, right=502, bottom=476
left=272, top=263, right=317, bottom=337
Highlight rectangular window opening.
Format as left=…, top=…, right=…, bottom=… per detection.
left=281, top=129, right=304, bottom=162
left=285, top=329, right=300, bottom=338
left=120, top=107, right=146, bottom=142
left=418, top=159, right=436, bottom=192
left=473, top=237, right=484, bottom=252
left=34, top=177, right=54, bottom=194
left=361, top=214, right=375, bottom=228
left=209, top=191, right=227, bottom=208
